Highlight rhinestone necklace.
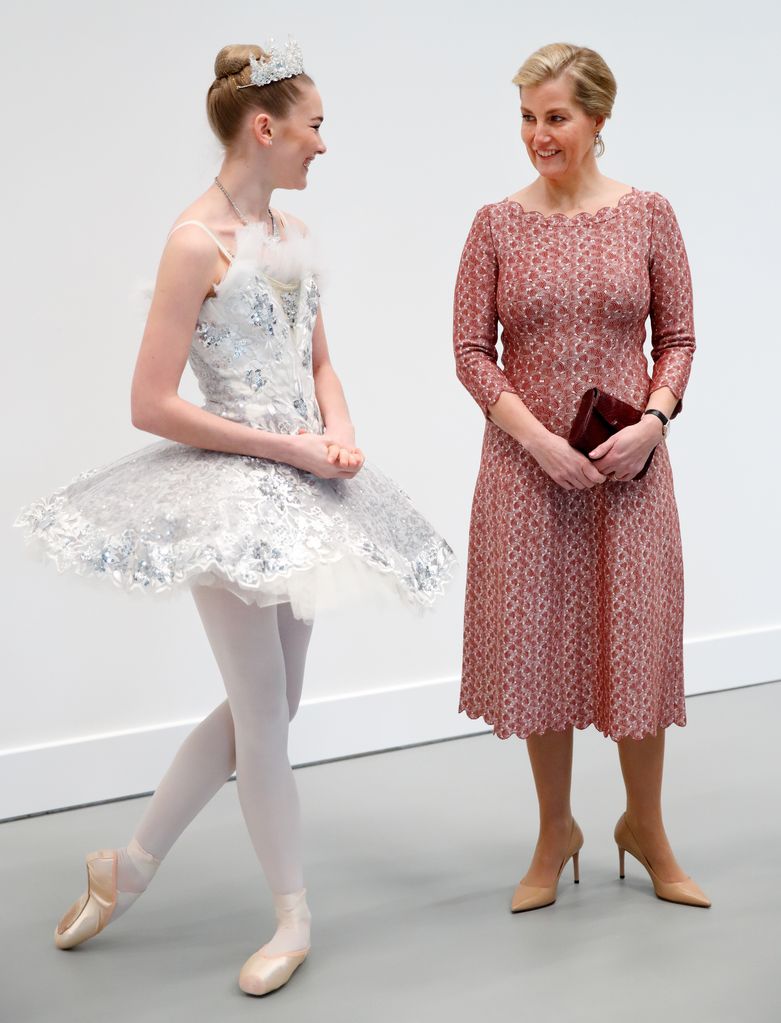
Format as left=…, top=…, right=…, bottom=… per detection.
left=214, top=176, right=276, bottom=236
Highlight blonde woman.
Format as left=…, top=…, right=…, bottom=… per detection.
left=16, top=40, right=453, bottom=995
left=453, top=43, right=709, bottom=912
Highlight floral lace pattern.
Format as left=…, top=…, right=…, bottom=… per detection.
left=453, top=190, right=695, bottom=740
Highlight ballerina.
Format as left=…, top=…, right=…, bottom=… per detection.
left=15, top=38, right=454, bottom=996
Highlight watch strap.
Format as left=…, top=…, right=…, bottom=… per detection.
left=643, top=408, right=669, bottom=427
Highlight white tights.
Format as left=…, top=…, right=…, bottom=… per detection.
left=112, top=587, right=313, bottom=955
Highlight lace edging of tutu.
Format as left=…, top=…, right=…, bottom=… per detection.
left=13, top=515, right=457, bottom=620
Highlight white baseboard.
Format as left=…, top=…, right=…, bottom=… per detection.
left=683, top=624, right=781, bottom=695
left=0, top=677, right=485, bottom=822
left=2, top=625, right=779, bottom=821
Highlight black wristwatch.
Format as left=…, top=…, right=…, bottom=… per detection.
left=643, top=408, right=669, bottom=437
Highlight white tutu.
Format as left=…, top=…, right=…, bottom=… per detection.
left=15, top=440, right=454, bottom=621
left=15, top=218, right=455, bottom=621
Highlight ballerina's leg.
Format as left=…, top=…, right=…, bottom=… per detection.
left=103, top=698, right=235, bottom=921
left=122, top=597, right=314, bottom=877
left=276, top=600, right=313, bottom=722
left=192, top=585, right=312, bottom=957
left=56, top=586, right=313, bottom=959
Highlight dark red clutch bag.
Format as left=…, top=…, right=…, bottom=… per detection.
left=568, top=388, right=654, bottom=481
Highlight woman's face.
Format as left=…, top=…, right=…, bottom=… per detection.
left=519, top=76, right=603, bottom=180
left=267, top=82, right=327, bottom=190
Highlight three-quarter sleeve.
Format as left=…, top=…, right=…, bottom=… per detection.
left=648, top=193, right=696, bottom=417
left=453, top=205, right=519, bottom=415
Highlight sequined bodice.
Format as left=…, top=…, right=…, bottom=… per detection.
left=188, top=223, right=323, bottom=436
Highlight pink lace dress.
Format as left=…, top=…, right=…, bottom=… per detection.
left=453, top=189, right=696, bottom=741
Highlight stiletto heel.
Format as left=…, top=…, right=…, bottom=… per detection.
left=511, top=819, right=584, bottom=913
left=614, top=813, right=710, bottom=908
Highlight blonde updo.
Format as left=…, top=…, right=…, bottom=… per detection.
left=512, top=42, right=617, bottom=122
left=206, top=43, right=315, bottom=148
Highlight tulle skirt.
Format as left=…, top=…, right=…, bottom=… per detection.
left=15, top=440, right=455, bottom=621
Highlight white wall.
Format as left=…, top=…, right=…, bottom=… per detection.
left=3, top=0, right=780, bottom=818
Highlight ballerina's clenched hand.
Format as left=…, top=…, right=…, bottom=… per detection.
left=327, top=443, right=364, bottom=470
left=296, top=427, right=365, bottom=472
left=321, top=420, right=364, bottom=470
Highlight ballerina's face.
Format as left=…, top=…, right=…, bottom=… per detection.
left=266, top=82, right=327, bottom=190
left=519, top=76, right=604, bottom=180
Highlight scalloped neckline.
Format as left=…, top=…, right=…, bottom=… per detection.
left=504, top=187, right=638, bottom=223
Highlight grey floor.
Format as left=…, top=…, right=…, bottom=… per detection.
left=1, top=682, right=779, bottom=1023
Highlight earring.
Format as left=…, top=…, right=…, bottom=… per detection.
left=594, top=132, right=605, bottom=158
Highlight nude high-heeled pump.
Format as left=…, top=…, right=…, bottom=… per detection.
left=615, top=813, right=711, bottom=908
left=511, top=819, right=584, bottom=913
left=55, top=850, right=118, bottom=949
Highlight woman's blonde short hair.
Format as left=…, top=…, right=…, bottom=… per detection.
left=512, top=43, right=617, bottom=121
left=206, top=43, right=315, bottom=149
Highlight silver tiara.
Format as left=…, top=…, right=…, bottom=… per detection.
left=236, top=37, right=305, bottom=89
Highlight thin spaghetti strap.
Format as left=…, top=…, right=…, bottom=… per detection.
left=168, top=220, right=235, bottom=262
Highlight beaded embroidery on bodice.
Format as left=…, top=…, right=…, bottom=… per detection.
left=185, top=221, right=323, bottom=436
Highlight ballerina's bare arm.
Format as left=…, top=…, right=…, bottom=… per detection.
left=307, top=307, right=365, bottom=470
left=130, top=227, right=354, bottom=479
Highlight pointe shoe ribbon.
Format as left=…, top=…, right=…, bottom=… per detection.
left=511, top=820, right=584, bottom=913
left=614, top=813, right=711, bottom=908
left=55, top=850, right=118, bottom=949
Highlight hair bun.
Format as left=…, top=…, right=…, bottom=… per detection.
left=213, top=43, right=266, bottom=81
left=207, top=43, right=313, bottom=149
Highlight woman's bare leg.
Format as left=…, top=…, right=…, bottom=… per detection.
left=617, top=729, right=688, bottom=882
left=520, top=727, right=576, bottom=885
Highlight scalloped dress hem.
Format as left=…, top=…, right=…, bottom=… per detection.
left=458, top=702, right=687, bottom=744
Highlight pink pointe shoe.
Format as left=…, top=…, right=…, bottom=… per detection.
left=239, top=947, right=309, bottom=996
left=239, top=889, right=311, bottom=996
left=55, top=850, right=118, bottom=949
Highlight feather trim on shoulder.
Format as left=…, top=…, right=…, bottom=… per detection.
left=234, top=219, right=322, bottom=285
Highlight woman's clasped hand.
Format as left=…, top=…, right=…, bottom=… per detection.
left=588, top=416, right=664, bottom=482
left=525, top=416, right=663, bottom=490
